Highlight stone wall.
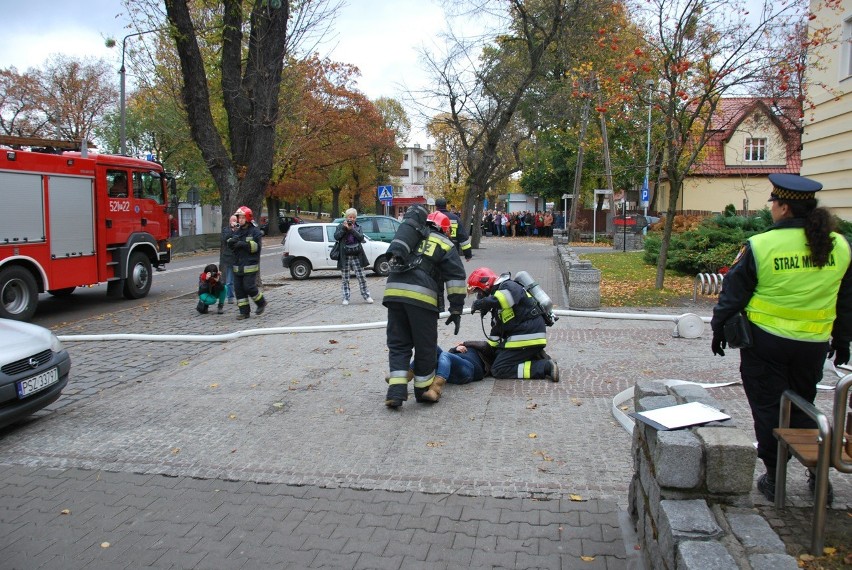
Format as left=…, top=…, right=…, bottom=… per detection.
left=629, top=380, right=798, bottom=569
left=555, top=244, right=601, bottom=310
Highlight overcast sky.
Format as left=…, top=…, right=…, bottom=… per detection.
left=0, top=0, right=460, bottom=145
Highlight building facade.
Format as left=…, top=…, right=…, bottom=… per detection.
left=801, top=0, right=852, bottom=220
left=656, top=98, right=802, bottom=214
left=389, top=144, right=435, bottom=217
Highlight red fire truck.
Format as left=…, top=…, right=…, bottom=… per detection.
left=0, top=136, right=172, bottom=321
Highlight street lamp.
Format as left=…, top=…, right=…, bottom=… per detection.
left=110, top=29, right=159, bottom=156
left=642, top=79, right=654, bottom=220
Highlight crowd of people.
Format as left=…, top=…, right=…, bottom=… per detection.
left=481, top=210, right=562, bottom=238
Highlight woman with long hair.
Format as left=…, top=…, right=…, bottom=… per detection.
left=711, top=174, right=851, bottom=504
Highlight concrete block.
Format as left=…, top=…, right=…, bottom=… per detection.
left=634, top=380, right=669, bottom=400
left=676, top=541, right=739, bottom=570
left=749, top=553, right=799, bottom=570
left=727, top=513, right=786, bottom=553
left=658, top=500, right=723, bottom=568
left=635, top=395, right=678, bottom=413
left=667, top=383, right=710, bottom=403
left=567, top=265, right=600, bottom=309
left=653, top=430, right=703, bottom=489
left=695, top=427, right=756, bottom=494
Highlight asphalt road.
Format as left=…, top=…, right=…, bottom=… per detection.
left=31, top=243, right=286, bottom=329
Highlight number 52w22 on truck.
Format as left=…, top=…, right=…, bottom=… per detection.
left=0, top=136, right=173, bottom=321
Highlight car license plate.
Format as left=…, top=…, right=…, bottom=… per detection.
left=16, top=367, right=59, bottom=399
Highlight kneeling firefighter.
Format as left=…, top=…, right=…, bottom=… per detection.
left=468, top=267, right=559, bottom=381
left=383, top=209, right=468, bottom=408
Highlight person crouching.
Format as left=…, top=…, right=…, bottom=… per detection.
left=197, top=263, right=226, bottom=315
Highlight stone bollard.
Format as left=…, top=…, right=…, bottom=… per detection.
left=567, top=260, right=601, bottom=309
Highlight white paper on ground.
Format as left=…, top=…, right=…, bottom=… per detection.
left=630, top=401, right=730, bottom=431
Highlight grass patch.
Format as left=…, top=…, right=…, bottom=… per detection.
left=581, top=251, right=695, bottom=307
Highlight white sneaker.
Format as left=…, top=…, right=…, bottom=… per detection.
left=342, top=299, right=349, bottom=305
left=365, top=297, right=374, bottom=304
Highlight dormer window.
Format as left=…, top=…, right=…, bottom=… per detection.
left=744, top=138, right=766, bottom=162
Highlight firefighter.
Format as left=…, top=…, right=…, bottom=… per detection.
left=383, top=210, right=467, bottom=408
left=711, top=173, right=851, bottom=503
left=226, top=206, right=267, bottom=320
left=435, top=197, right=472, bottom=262
left=468, top=267, right=559, bottom=381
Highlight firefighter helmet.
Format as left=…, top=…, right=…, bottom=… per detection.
left=234, top=206, right=253, bottom=223
left=426, top=210, right=451, bottom=234
left=467, top=267, right=499, bottom=293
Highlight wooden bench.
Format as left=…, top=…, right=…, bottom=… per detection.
left=772, top=373, right=852, bottom=554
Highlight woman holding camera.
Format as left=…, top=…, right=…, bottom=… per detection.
left=334, top=208, right=374, bottom=306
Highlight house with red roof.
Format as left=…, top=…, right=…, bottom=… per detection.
left=656, top=97, right=802, bottom=214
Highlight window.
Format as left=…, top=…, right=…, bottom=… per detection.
left=106, top=170, right=129, bottom=198
left=843, top=15, right=852, bottom=79
left=135, top=171, right=165, bottom=204
left=744, top=138, right=766, bottom=162
left=298, top=225, right=324, bottom=242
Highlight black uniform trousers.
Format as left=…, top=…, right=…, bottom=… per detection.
left=740, top=325, right=828, bottom=473
left=387, top=302, right=437, bottom=381
left=234, top=272, right=260, bottom=315
left=491, top=345, right=549, bottom=379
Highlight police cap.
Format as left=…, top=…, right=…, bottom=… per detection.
left=435, top=197, right=447, bottom=209
left=767, top=173, right=822, bottom=202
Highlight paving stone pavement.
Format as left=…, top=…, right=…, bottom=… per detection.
left=0, top=236, right=848, bottom=569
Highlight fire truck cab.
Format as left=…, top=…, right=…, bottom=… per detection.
left=0, top=136, right=172, bottom=321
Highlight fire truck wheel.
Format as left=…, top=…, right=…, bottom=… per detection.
left=48, top=287, right=76, bottom=297
left=123, top=252, right=152, bottom=299
left=0, top=266, right=38, bottom=321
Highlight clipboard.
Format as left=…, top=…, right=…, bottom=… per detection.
left=630, top=401, right=730, bottom=431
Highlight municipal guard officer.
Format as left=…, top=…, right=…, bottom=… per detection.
left=468, top=267, right=559, bottom=381
left=383, top=210, right=467, bottom=408
left=227, top=206, right=268, bottom=320
left=711, top=173, right=851, bottom=503
left=435, top=197, right=473, bottom=262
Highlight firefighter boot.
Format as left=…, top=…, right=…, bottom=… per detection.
left=418, top=376, right=447, bottom=403
left=255, top=296, right=267, bottom=315
left=546, top=360, right=560, bottom=383
left=385, top=383, right=409, bottom=408
left=196, top=300, right=208, bottom=314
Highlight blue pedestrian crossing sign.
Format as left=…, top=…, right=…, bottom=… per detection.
left=377, top=185, right=393, bottom=200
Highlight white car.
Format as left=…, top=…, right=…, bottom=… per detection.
left=281, top=222, right=391, bottom=280
left=0, top=318, right=71, bottom=429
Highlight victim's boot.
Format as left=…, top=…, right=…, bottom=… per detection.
left=417, top=376, right=447, bottom=403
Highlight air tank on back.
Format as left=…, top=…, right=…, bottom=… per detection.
left=514, top=270, right=556, bottom=325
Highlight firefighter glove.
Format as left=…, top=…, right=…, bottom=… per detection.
left=445, top=313, right=461, bottom=335
left=234, top=240, right=249, bottom=251
left=711, top=330, right=726, bottom=357
left=226, top=237, right=238, bottom=250
left=471, top=297, right=496, bottom=315
left=828, top=339, right=850, bottom=367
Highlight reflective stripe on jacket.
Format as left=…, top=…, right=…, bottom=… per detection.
left=484, top=279, right=547, bottom=349
left=745, top=228, right=851, bottom=341
left=382, top=230, right=467, bottom=313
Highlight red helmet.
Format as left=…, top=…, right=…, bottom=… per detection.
left=234, top=206, right=253, bottom=224
left=426, top=210, right=451, bottom=234
left=467, top=267, right=498, bottom=293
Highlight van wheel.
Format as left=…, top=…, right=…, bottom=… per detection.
left=123, top=252, right=152, bottom=299
left=289, top=259, right=312, bottom=280
left=373, top=255, right=390, bottom=277
left=0, top=266, right=38, bottom=321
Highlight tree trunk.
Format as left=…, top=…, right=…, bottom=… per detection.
left=569, top=96, right=591, bottom=238
left=654, top=174, right=682, bottom=289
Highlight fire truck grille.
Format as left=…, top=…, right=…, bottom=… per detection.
left=2, top=350, right=53, bottom=376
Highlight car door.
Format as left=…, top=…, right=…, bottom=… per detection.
left=373, top=216, right=399, bottom=243
left=293, top=225, right=332, bottom=269
left=323, top=225, right=338, bottom=267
